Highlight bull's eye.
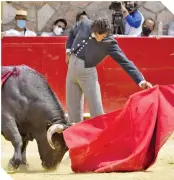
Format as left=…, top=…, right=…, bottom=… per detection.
left=45, top=121, right=52, bottom=130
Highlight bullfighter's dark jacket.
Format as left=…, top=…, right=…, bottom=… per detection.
left=66, top=18, right=144, bottom=85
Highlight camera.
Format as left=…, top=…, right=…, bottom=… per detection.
left=124, top=1, right=138, bottom=12
left=109, top=1, right=122, bottom=11
left=109, top=1, right=124, bottom=34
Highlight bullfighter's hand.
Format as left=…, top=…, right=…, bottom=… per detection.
left=140, top=81, right=153, bottom=89
left=66, top=53, right=70, bottom=65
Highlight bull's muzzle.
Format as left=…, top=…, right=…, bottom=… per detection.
left=47, top=124, right=64, bottom=149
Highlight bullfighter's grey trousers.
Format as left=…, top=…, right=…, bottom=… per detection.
left=66, top=54, right=104, bottom=123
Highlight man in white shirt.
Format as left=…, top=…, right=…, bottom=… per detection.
left=122, top=1, right=144, bottom=36
left=2, top=9, right=36, bottom=37
left=41, top=19, right=67, bottom=37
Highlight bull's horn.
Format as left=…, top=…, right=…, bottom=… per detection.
left=47, top=124, right=64, bottom=149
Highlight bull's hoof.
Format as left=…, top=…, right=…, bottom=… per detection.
left=7, top=163, right=17, bottom=174
left=18, top=163, right=29, bottom=171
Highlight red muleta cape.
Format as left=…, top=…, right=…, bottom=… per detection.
left=63, top=85, right=174, bottom=173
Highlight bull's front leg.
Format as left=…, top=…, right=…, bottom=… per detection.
left=2, top=114, right=23, bottom=172
left=18, top=140, right=29, bottom=171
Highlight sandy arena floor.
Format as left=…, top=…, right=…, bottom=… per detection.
left=1, top=134, right=174, bottom=180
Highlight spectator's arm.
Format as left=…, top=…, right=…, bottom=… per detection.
left=125, top=11, right=142, bottom=28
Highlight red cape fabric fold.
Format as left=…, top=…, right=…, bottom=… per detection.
left=63, top=85, right=174, bottom=173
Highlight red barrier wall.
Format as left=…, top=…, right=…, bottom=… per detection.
left=2, top=37, right=174, bottom=112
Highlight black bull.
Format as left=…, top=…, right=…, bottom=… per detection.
left=1, top=65, right=71, bottom=171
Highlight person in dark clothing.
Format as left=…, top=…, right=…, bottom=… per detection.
left=76, top=11, right=89, bottom=22
left=66, top=11, right=89, bottom=61
left=140, top=18, right=156, bottom=37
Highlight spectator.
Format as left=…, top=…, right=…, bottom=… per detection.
left=168, top=22, right=174, bottom=36
left=41, top=19, right=67, bottom=36
left=2, top=10, right=36, bottom=37
left=66, top=11, right=89, bottom=53
left=122, top=1, right=144, bottom=36
left=139, top=18, right=155, bottom=37
left=76, top=11, right=89, bottom=22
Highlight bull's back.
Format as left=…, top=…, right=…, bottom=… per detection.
left=1, top=65, right=49, bottom=122
left=2, top=65, right=50, bottom=97
left=2, top=65, right=63, bottom=128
